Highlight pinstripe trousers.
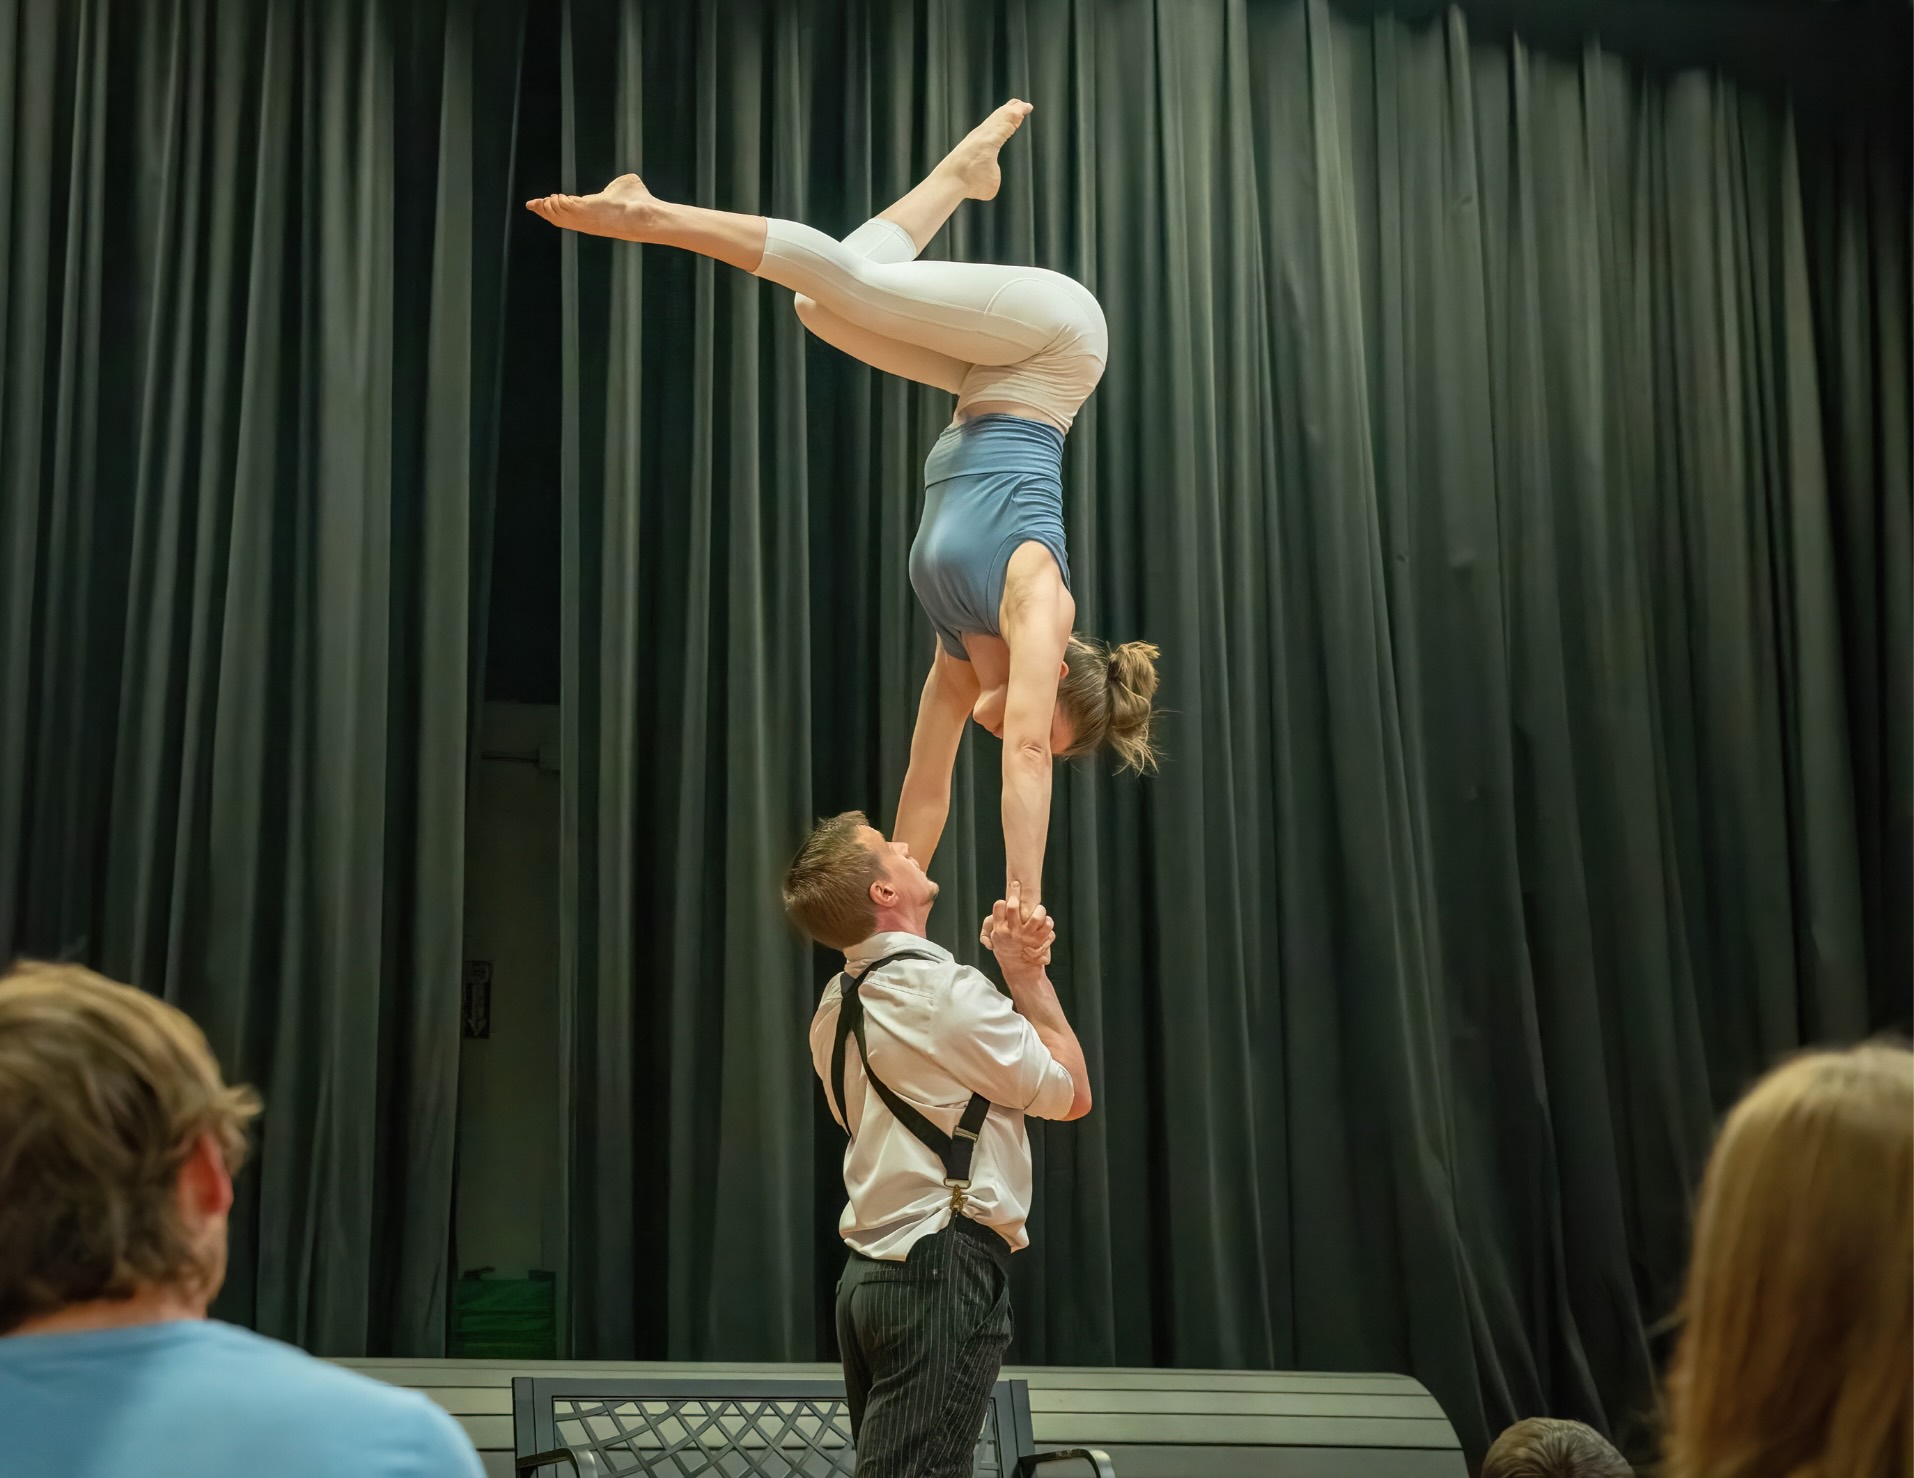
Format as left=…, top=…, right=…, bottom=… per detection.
left=835, top=1216, right=1015, bottom=1478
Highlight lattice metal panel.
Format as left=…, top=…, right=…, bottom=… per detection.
left=547, top=1395, right=1006, bottom=1477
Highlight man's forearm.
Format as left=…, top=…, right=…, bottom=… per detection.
left=1006, top=970, right=1089, bottom=1112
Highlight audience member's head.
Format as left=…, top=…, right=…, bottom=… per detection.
left=1665, top=1041, right=1913, bottom=1478
left=1482, top=1418, right=1631, bottom=1478
left=0, top=960, right=261, bottom=1334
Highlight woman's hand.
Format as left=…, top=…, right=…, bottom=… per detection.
left=985, top=882, right=1055, bottom=973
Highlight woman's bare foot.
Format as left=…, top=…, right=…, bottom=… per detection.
left=525, top=173, right=659, bottom=240
left=941, top=100, right=1034, bottom=201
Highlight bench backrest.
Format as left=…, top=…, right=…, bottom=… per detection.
left=511, top=1374, right=1023, bottom=1476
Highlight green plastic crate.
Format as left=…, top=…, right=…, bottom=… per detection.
left=452, top=1269, right=556, bottom=1359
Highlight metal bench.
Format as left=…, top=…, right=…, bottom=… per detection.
left=511, top=1373, right=1112, bottom=1477
left=339, top=1358, right=1466, bottom=1476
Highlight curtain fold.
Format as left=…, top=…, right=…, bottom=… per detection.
left=0, top=0, right=523, bottom=1356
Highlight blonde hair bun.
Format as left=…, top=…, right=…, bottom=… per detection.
left=1108, top=641, right=1162, bottom=702
left=1105, top=642, right=1161, bottom=774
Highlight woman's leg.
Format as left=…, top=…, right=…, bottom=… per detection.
left=526, top=174, right=769, bottom=267
left=782, top=104, right=1033, bottom=392
left=792, top=295, right=970, bottom=393
left=873, top=99, right=1030, bottom=251
left=794, top=218, right=971, bottom=393
left=524, top=102, right=1095, bottom=372
left=524, top=100, right=1025, bottom=261
left=751, top=222, right=1082, bottom=367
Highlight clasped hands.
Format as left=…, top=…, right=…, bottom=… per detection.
left=981, top=879, right=1054, bottom=972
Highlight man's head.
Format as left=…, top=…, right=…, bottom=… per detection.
left=1482, top=1419, right=1632, bottom=1478
left=781, top=811, right=939, bottom=951
left=0, top=961, right=261, bottom=1334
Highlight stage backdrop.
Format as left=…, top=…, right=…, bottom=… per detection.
left=0, top=0, right=522, bottom=1354
left=4, top=0, right=1907, bottom=1463
left=544, top=0, right=1909, bottom=1459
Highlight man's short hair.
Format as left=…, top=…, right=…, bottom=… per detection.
left=782, top=811, right=882, bottom=950
left=1482, top=1418, right=1632, bottom=1478
left=0, top=961, right=261, bottom=1333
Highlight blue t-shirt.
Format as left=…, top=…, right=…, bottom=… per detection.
left=0, top=1320, right=485, bottom=1478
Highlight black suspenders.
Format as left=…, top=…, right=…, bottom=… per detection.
left=829, top=952, right=994, bottom=1211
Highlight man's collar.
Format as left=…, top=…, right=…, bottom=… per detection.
left=845, top=930, right=952, bottom=968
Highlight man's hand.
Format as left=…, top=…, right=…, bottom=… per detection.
left=987, top=881, right=1055, bottom=977
left=978, top=878, right=1032, bottom=953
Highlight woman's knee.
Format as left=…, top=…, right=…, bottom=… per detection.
left=792, top=293, right=821, bottom=333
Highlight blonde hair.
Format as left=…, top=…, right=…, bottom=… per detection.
left=0, top=961, right=261, bottom=1332
left=1482, top=1418, right=1631, bottom=1478
left=782, top=811, right=882, bottom=950
left=1056, top=634, right=1161, bottom=774
left=1664, top=1041, right=1913, bottom=1478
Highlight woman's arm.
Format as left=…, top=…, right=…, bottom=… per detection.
left=892, top=647, right=980, bottom=867
left=999, top=582, right=1071, bottom=912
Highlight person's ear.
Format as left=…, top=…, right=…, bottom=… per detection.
left=178, top=1132, right=235, bottom=1222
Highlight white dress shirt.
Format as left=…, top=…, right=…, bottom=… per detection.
left=810, top=931, right=1076, bottom=1260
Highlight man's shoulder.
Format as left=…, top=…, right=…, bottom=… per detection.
left=846, top=935, right=955, bottom=979
left=193, top=1325, right=480, bottom=1466
left=936, top=959, right=1007, bottom=1005
left=0, top=1322, right=481, bottom=1477
left=864, top=953, right=986, bottom=1010
left=835, top=943, right=1008, bottom=1035
left=187, top=1321, right=370, bottom=1387
left=884, top=960, right=1013, bottom=1044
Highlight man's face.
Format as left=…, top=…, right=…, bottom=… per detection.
left=858, top=825, right=939, bottom=916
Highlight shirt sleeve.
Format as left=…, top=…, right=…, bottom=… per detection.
left=934, top=967, right=1076, bottom=1120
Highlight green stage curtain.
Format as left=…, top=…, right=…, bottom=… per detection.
left=549, top=0, right=1908, bottom=1455
left=0, top=0, right=522, bottom=1355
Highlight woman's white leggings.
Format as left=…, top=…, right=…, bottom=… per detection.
left=754, top=217, right=1107, bottom=433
